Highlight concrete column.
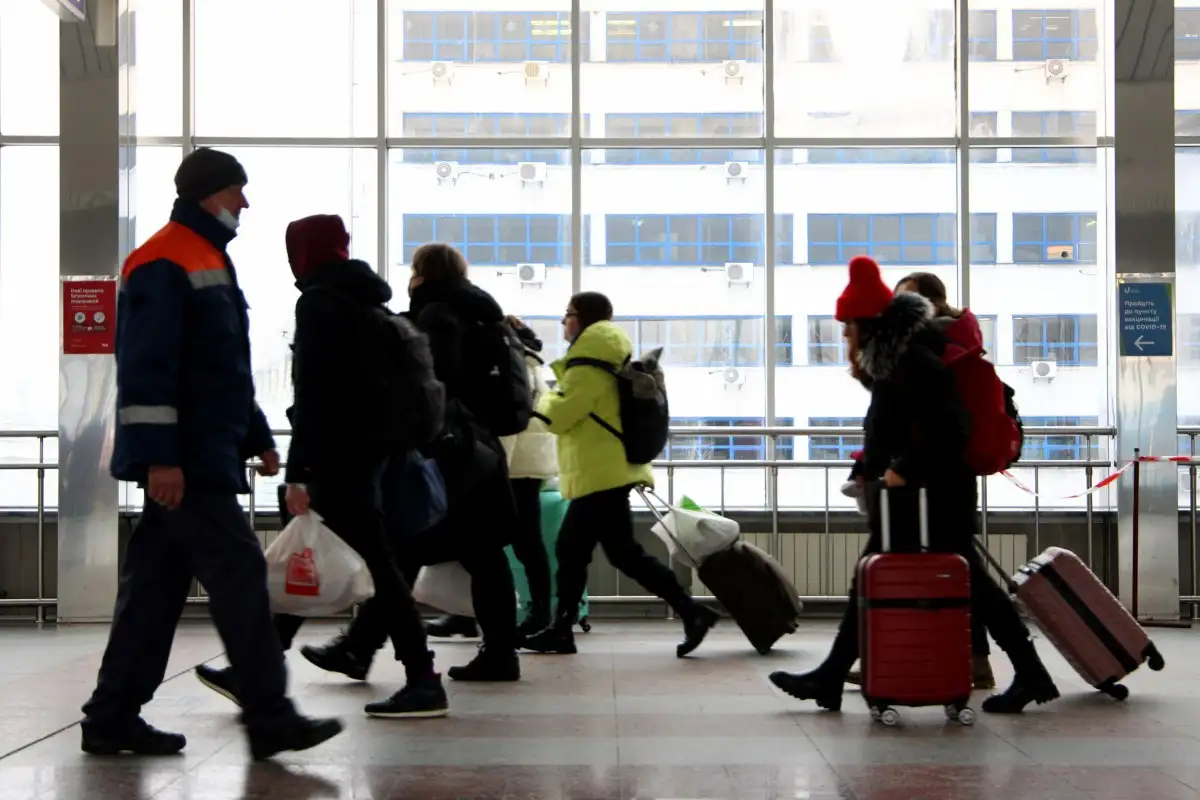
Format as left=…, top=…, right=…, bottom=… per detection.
left=1113, top=0, right=1180, bottom=623
left=56, top=0, right=133, bottom=622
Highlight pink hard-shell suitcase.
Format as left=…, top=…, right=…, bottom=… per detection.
left=978, top=543, right=1165, bottom=700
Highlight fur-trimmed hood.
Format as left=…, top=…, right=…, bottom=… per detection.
left=855, top=292, right=935, bottom=380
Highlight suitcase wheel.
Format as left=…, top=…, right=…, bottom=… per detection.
left=871, top=707, right=900, bottom=727
left=1145, top=645, right=1165, bottom=672
left=1104, top=683, right=1130, bottom=701
left=577, top=615, right=591, bottom=633
left=755, top=644, right=772, bottom=655
left=944, top=704, right=977, bottom=726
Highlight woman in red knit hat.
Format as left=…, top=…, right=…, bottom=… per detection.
left=770, top=256, right=1058, bottom=715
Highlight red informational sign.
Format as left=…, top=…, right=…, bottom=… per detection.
left=62, top=278, right=117, bottom=355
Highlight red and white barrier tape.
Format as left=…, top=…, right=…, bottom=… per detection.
left=999, top=455, right=1197, bottom=499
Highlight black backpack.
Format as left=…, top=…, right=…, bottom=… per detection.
left=357, top=306, right=446, bottom=453
left=565, top=347, right=669, bottom=465
left=462, top=319, right=533, bottom=437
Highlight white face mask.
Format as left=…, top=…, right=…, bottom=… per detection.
left=215, top=207, right=240, bottom=232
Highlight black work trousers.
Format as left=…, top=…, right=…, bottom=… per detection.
left=83, top=491, right=296, bottom=734
left=555, top=484, right=692, bottom=616
left=350, top=466, right=519, bottom=653
left=273, top=462, right=433, bottom=678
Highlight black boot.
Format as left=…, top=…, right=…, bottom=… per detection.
left=516, top=602, right=552, bottom=643
left=768, top=668, right=844, bottom=712
left=364, top=673, right=450, bottom=718
left=677, top=605, right=719, bottom=658
left=426, top=614, right=480, bottom=639
left=520, top=608, right=577, bottom=654
left=300, top=634, right=374, bottom=682
left=447, top=645, right=521, bottom=682
left=81, top=718, right=187, bottom=756
left=982, top=639, right=1060, bottom=714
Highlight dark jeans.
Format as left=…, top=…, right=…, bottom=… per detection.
left=823, top=487, right=1030, bottom=677
left=274, top=463, right=433, bottom=677
left=555, top=484, right=691, bottom=615
left=83, top=491, right=296, bottom=734
left=509, top=478, right=552, bottom=619
left=351, top=466, right=519, bottom=652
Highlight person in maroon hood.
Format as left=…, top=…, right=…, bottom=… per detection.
left=195, top=214, right=450, bottom=721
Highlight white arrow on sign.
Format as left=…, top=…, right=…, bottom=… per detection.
left=1134, top=335, right=1155, bottom=351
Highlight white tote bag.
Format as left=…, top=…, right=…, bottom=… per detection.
left=412, top=562, right=475, bottom=618
left=649, top=501, right=740, bottom=567
left=264, top=511, right=375, bottom=617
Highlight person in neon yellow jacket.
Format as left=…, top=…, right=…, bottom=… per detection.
left=521, top=291, right=718, bottom=658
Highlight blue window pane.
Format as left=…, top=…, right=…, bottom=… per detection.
left=1012, top=314, right=1098, bottom=366
left=808, top=417, right=864, bottom=460
left=1012, top=10, right=1098, bottom=61
left=806, top=213, right=995, bottom=266
left=401, top=113, right=572, bottom=164
left=667, top=417, right=794, bottom=461
left=604, top=214, right=767, bottom=266
left=402, top=214, right=569, bottom=266
left=402, top=10, right=584, bottom=62
left=1021, top=416, right=1099, bottom=461
left=807, top=316, right=847, bottom=365
left=1011, top=111, right=1097, bottom=163
left=1012, top=213, right=1097, bottom=264
left=606, top=11, right=764, bottom=63
left=603, top=113, right=762, bottom=164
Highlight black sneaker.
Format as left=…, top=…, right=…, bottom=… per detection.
left=195, top=664, right=241, bottom=706
left=300, top=638, right=372, bottom=682
left=248, top=715, right=344, bottom=762
left=677, top=606, right=719, bottom=658
left=768, top=669, right=844, bottom=712
left=447, top=647, right=521, bottom=682
left=81, top=719, right=187, bottom=756
left=364, top=676, right=450, bottom=719
left=426, top=614, right=480, bottom=639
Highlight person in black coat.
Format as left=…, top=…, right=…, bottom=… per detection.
left=769, top=256, right=1059, bottom=715
left=193, top=214, right=448, bottom=720
left=305, top=242, right=523, bottom=686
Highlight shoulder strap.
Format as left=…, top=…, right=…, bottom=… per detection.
left=565, top=356, right=617, bottom=374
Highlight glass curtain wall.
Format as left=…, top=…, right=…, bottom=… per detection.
left=0, top=0, right=1143, bottom=512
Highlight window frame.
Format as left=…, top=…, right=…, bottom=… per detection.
left=1011, top=212, right=1098, bottom=264
left=1177, top=8, right=1200, bottom=61
left=667, top=417, right=795, bottom=461
left=400, top=113, right=572, bottom=164
left=602, top=113, right=764, bottom=164
left=808, top=417, right=864, bottom=461
left=806, top=213, right=997, bottom=266
left=807, top=315, right=848, bottom=365
left=604, top=11, right=764, bottom=63
left=1020, top=416, right=1099, bottom=461
left=1011, top=9, right=1098, bottom=61
left=400, top=213, right=570, bottom=267
left=401, top=10, right=581, bottom=63
left=1011, top=313, right=1099, bottom=366
left=603, top=213, right=769, bottom=267
left=1010, top=111, right=1097, bottom=163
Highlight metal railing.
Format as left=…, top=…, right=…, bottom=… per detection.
left=0, top=425, right=1134, bottom=615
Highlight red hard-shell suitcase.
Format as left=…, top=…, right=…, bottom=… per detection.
left=858, top=488, right=975, bottom=726
left=977, top=543, right=1165, bottom=700
left=638, top=487, right=802, bottom=654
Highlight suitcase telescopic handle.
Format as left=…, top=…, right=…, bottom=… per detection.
left=879, top=486, right=929, bottom=553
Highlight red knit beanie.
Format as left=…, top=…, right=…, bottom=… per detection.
left=835, top=256, right=893, bottom=322
left=285, top=214, right=350, bottom=281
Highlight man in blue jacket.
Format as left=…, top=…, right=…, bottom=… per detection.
left=79, top=148, right=343, bottom=761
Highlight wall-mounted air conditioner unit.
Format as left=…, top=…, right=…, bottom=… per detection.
left=518, top=161, right=547, bottom=185
left=1031, top=360, right=1058, bottom=381
left=724, top=262, right=753, bottom=285
left=722, top=59, right=745, bottom=85
left=517, top=263, right=547, bottom=285
left=434, top=161, right=459, bottom=185
left=724, top=161, right=748, bottom=182
left=1044, top=58, right=1069, bottom=82
left=431, top=61, right=455, bottom=85
left=524, top=61, right=549, bottom=87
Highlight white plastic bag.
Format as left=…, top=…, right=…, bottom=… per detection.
left=412, top=562, right=475, bottom=618
left=650, top=502, right=740, bottom=566
left=264, top=511, right=375, bottom=616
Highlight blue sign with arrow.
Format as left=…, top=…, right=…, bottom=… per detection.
left=1118, top=282, right=1173, bottom=357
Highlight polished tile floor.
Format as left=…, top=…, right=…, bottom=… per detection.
left=2, top=619, right=1200, bottom=798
